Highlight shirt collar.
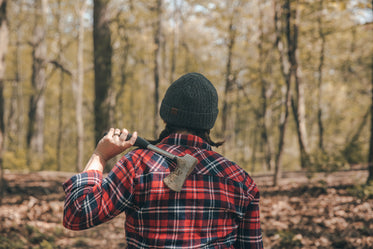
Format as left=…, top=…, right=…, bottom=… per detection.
left=160, top=133, right=212, bottom=151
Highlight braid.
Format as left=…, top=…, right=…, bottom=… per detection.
left=149, top=124, right=224, bottom=148
left=195, top=129, right=225, bottom=147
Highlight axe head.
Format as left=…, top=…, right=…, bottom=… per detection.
left=163, top=154, right=198, bottom=192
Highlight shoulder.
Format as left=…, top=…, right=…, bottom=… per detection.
left=120, top=148, right=168, bottom=174
left=195, top=150, right=259, bottom=196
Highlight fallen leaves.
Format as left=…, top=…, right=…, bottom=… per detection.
left=258, top=171, right=373, bottom=249
left=0, top=170, right=372, bottom=248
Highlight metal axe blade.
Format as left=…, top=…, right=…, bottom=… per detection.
left=123, top=133, right=198, bottom=192
left=163, top=154, right=198, bottom=192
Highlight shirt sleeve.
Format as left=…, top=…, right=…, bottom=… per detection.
left=62, top=156, right=136, bottom=230
left=235, top=187, right=263, bottom=249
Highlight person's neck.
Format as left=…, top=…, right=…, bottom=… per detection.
left=174, top=130, right=192, bottom=135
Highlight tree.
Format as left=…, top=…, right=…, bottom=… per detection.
left=0, top=0, right=8, bottom=204
left=316, top=0, right=326, bottom=151
left=7, top=1, right=26, bottom=150
left=27, top=0, right=48, bottom=166
left=218, top=0, right=243, bottom=157
left=51, top=1, right=88, bottom=171
left=152, top=0, right=163, bottom=138
left=288, top=0, right=309, bottom=169
left=169, top=0, right=182, bottom=83
left=258, top=0, right=274, bottom=171
left=369, top=89, right=373, bottom=184
left=0, top=0, right=371, bottom=175
left=93, top=0, right=113, bottom=143
left=111, top=8, right=132, bottom=128
left=55, top=0, right=66, bottom=172
left=74, top=0, right=88, bottom=171
left=221, top=2, right=238, bottom=144
left=368, top=12, right=373, bottom=184
left=273, top=0, right=294, bottom=186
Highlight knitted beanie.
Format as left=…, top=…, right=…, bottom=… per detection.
left=160, top=72, right=219, bottom=130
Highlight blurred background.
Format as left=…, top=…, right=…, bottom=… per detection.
left=1, top=0, right=373, bottom=176
left=0, top=0, right=372, bottom=248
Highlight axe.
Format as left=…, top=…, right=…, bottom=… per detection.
left=125, top=133, right=198, bottom=192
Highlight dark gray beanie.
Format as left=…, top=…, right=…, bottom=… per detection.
left=160, top=72, right=219, bottom=130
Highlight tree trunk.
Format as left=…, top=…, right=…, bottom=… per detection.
left=0, top=0, right=8, bottom=205
left=93, top=0, right=113, bottom=143
left=153, top=0, right=162, bottom=138
left=317, top=0, right=325, bottom=151
left=274, top=82, right=291, bottom=186
left=287, top=0, right=309, bottom=168
left=367, top=41, right=373, bottom=185
left=114, top=18, right=131, bottom=129
left=169, top=0, right=181, bottom=83
left=273, top=0, right=293, bottom=186
left=291, top=84, right=309, bottom=168
left=56, top=0, right=63, bottom=171
left=8, top=71, right=20, bottom=147
left=258, top=0, right=274, bottom=171
left=292, top=68, right=309, bottom=169
left=221, top=16, right=236, bottom=154
left=74, top=1, right=87, bottom=171
left=115, top=22, right=130, bottom=128
left=27, top=0, right=48, bottom=166
left=8, top=1, right=25, bottom=150
left=56, top=68, right=64, bottom=171
left=260, top=83, right=274, bottom=171
left=251, top=125, right=258, bottom=173
left=346, top=108, right=370, bottom=147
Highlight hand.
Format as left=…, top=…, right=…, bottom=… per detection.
left=94, top=128, right=138, bottom=162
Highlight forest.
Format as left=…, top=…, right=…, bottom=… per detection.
left=0, top=0, right=372, bottom=248
left=0, top=0, right=372, bottom=179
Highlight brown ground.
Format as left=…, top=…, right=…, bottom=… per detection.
left=0, top=169, right=372, bottom=249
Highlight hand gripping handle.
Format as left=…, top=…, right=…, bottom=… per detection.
left=125, top=133, right=150, bottom=149
left=102, top=132, right=150, bottom=149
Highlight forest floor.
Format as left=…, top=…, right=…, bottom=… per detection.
left=0, top=168, right=372, bottom=249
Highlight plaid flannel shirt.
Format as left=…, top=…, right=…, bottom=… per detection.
left=63, top=133, right=263, bottom=249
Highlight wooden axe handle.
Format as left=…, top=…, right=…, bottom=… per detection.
left=107, top=131, right=195, bottom=191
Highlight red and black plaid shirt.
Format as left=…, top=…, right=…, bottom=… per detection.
left=63, top=133, right=263, bottom=248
